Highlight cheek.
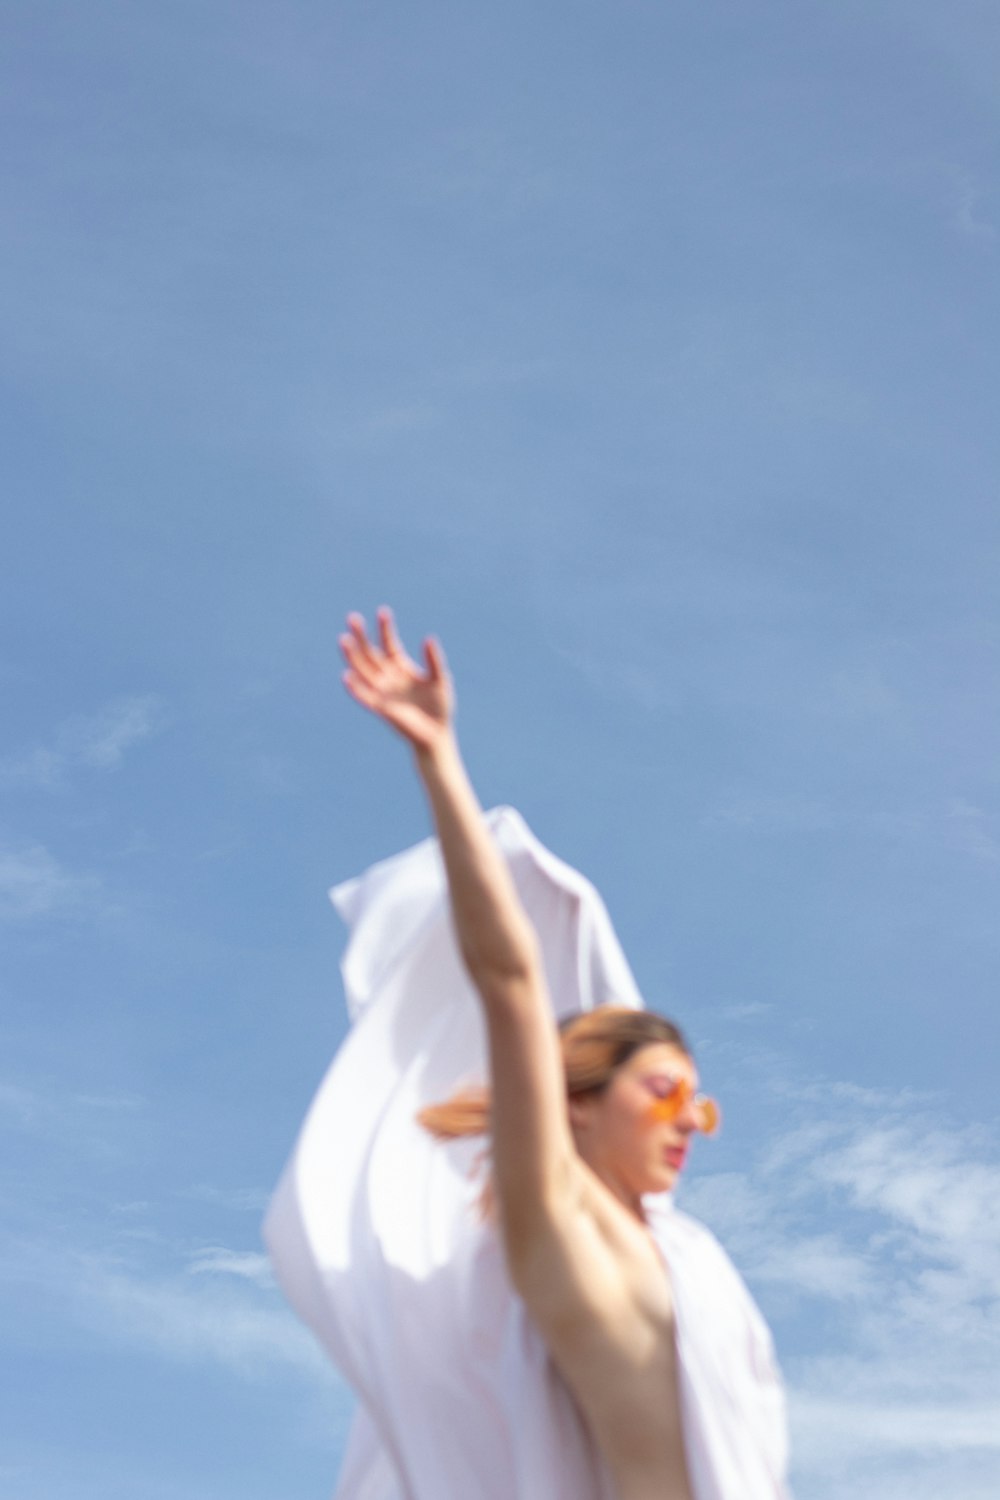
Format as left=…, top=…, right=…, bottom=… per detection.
left=643, top=1098, right=678, bottom=1127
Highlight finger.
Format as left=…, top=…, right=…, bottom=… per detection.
left=348, top=612, right=382, bottom=667
left=347, top=612, right=382, bottom=670
left=339, top=633, right=382, bottom=689
left=377, top=605, right=406, bottom=660
left=341, top=669, right=381, bottom=713
left=423, top=636, right=449, bottom=683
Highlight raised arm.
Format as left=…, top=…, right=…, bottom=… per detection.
left=339, top=608, right=576, bottom=1260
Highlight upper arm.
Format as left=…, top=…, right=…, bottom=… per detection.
left=473, top=955, right=579, bottom=1263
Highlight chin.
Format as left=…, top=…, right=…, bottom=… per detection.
left=645, top=1164, right=679, bottom=1195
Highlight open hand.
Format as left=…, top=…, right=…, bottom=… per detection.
left=339, top=607, right=454, bottom=754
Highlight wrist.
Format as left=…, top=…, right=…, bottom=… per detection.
left=413, top=726, right=461, bottom=777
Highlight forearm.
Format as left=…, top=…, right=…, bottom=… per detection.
left=414, top=732, right=539, bottom=981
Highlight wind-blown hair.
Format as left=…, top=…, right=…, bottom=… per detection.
left=417, top=1006, right=690, bottom=1141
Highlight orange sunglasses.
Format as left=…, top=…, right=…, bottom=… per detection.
left=645, top=1077, right=721, bottom=1136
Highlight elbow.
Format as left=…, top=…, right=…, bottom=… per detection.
left=460, top=921, right=542, bottom=989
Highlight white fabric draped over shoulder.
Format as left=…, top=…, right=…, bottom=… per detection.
left=263, top=807, right=792, bottom=1500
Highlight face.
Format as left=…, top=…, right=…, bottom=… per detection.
left=570, top=1043, right=706, bottom=1201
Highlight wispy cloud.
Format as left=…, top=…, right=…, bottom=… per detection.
left=0, top=695, right=165, bottom=789
left=719, top=1001, right=774, bottom=1022
left=302, top=398, right=441, bottom=455
left=0, top=1229, right=329, bottom=1384
left=84, top=1252, right=328, bottom=1381
left=0, top=842, right=103, bottom=922
left=186, top=1246, right=274, bottom=1287
left=704, top=792, right=1000, bottom=867
left=180, top=1184, right=271, bottom=1213
left=549, top=642, right=681, bottom=714
left=703, top=795, right=838, bottom=833
left=69, top=696, right=166, bottom=770
left=946, top=165, right=996, bottom=243
left=680, top=1080, right=1000, bottom=1497
left=812, top=664, right=907, bottom=724
left=945, top=799, right=1000, bottom=865
left=0, top=1080, right=144, bottom=1152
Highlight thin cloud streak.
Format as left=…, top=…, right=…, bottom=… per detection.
left=181, top=1184, right=271, bottom=1213
left=0, top=1229, right=330, bottom=1384
left=703, top=793, right=1000, bottom=867
left=0, top=843, right=103, bottom=923
left=0, top=695, right=165, bottom=789
left=186, top=1247, right=274, bottom=1287
left=679, top=1080, right=1000, bottom=1495
left=85, top=1260, right=318, bottom=1377
left=0, top=1082, right=143, bottom=1131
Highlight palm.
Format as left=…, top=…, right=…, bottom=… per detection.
left=340, top=608, right=454, bottom=752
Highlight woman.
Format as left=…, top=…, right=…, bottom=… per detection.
left=264, top=608, right=791, bottom=1500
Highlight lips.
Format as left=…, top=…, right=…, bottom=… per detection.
left=663, top=1146, right=688, bottom=1171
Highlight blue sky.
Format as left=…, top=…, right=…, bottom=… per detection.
left=2, top=2, right=998, bottom=1496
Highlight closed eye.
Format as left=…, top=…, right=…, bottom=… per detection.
left=644, top=1075, right=682, bottom=1099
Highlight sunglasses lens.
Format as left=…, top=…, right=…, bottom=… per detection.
left=647, top=1084, right=720, bottom=1135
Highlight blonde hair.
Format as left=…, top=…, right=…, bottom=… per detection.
left=417, top=1006, right=690, bottom=1141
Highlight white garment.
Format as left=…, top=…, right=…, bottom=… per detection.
left=263, top=807, right=791, bottom=1500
